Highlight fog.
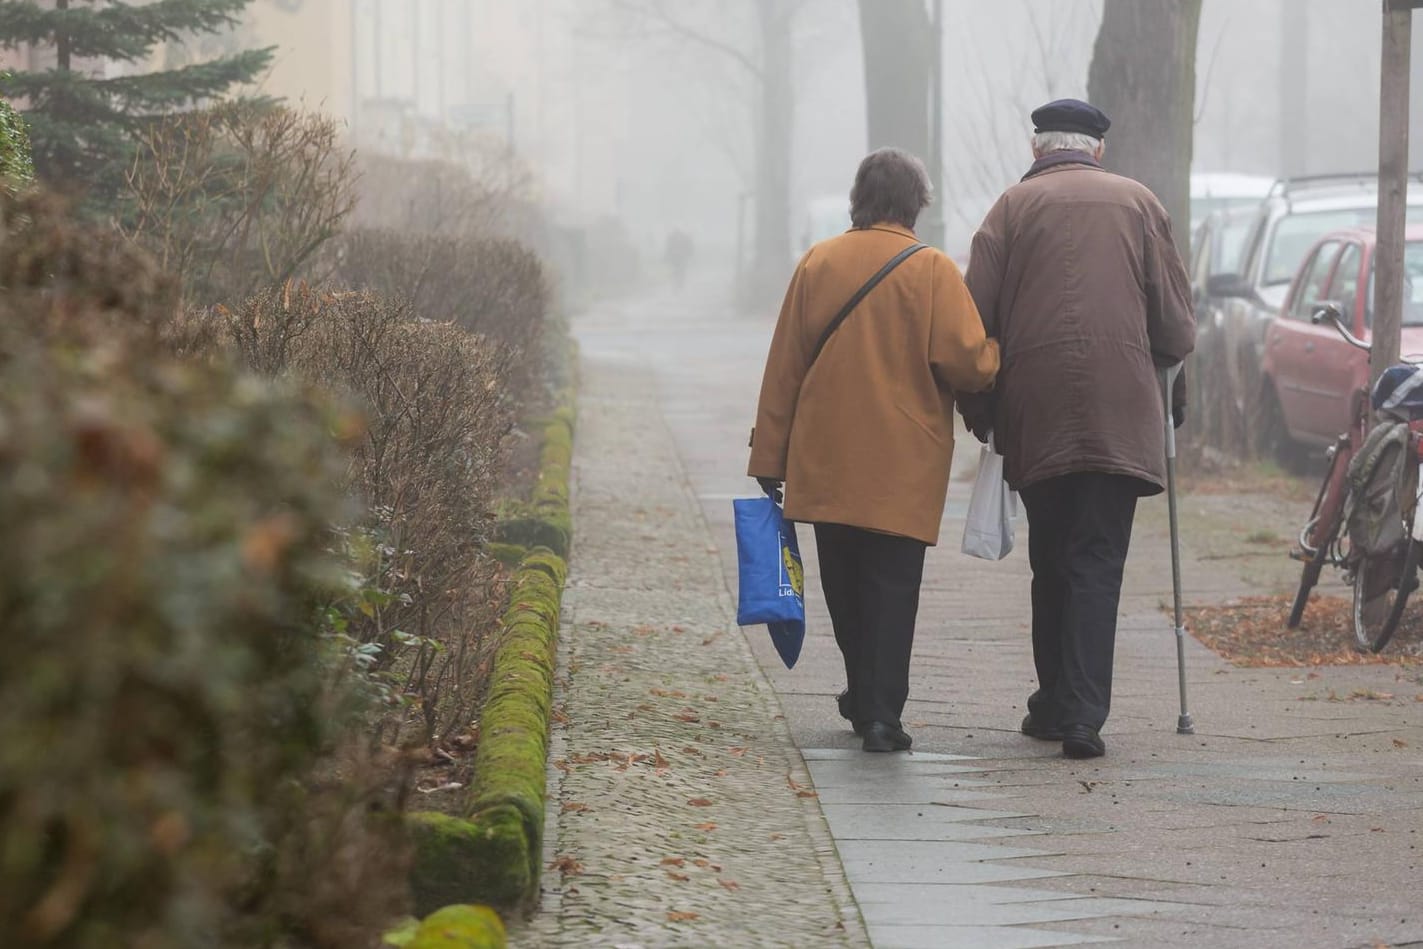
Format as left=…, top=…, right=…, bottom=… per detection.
left=244, top=0, right=1419, bottom=283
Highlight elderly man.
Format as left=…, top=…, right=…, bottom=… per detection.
left=748, top=148, right=999, bottom=753
left=962, top=99, right=1195, bottom=759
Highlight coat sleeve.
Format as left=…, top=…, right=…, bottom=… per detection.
left=957, top=202, right=1009, bottom=429
left=747, top=259, right=811, bottom=480
left=1143, top=206, right=1197, bottom=365
left=929, top=253, right=999, bottom=394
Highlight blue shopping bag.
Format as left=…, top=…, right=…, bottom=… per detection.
left=733, top=495, right=805, bottom=669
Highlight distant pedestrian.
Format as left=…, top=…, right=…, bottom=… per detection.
left=748, top=148, right=1000, bottom=753
left=960, top=99, right=1196, bottom=759
left=665, top=228, right=694, bottom=289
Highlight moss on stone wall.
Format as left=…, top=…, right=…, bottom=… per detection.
left=409, top=394, right=573, bottom=916
left=385, top=903, right=508, bottom=949
left=495, top=400, right=574, bottom=557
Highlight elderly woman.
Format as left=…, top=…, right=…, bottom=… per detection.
left=747, top=148, right=999, bottom=752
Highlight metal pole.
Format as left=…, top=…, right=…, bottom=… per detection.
left=1162, top=365, right=1195, bottom=735
left=1374, top=0, right=1414, bottom=393
left=926, top=0, right=945, bottom=251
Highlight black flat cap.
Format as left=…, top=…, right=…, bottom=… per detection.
left=1031, top=98, right=1111, bottom=138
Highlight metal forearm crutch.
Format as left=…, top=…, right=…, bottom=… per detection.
left=1162, top=364, right=1196, bottom=735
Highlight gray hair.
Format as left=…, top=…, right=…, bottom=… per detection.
left=849, top=148, right=933, bottom=230
left=1032, top=130, right=1103, bottom=155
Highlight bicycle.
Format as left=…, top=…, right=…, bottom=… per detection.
left=1288, top=303, right=1423, bottom=652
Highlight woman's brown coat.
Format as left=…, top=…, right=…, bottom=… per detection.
left=964, top=161, right=1197, bottom=494
left=747, top=224, right=1000, bottom=546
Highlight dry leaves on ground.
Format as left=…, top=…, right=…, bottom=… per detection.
left=1184, top=595, right=1423, bottom=667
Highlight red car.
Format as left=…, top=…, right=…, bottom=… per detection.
left=1261, top=225, right=1423, bottom=449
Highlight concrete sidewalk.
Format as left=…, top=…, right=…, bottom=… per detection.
left=529, top=284, right=1423, bottom=948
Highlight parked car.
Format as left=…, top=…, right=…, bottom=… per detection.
left=1209, top=175, right=1423, bottom=356
left=1191, top=206, right=1258, bottom=330
left=1190, top=171, right=1274, bottom=234
left=1260, top=225, right=1423, bottom=450
left=1195, top=175, right=1423, bottom=452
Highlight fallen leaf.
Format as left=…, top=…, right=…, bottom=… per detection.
left=796, top=789, right=818, bottom=799
left=688, top=798, right=713, bottom=807
left=728, top=747, right=748, bottom=757
left=661, top=856, right=685, bottom=867
left=654, top=748, right=670, bottom=770
left=548, top=855, right=583, bottom=875
left=694, top=822, right=717, bottom=832
left=718, top=878, right=741, bottom=891
left=714, top=769, right=728, bottom=778
left=666, top=871, right=690, bottom=882
left=675, top=710, right=701, bottom=724
left=561, top=802, right=591, bottom=814
left=667, top=911, right=699, bottom=923
left=1394, top=738, right=1410, bottom=748
left=652, top=688, right=687, bottom=699
left=682, top=746, right=705, bottom=757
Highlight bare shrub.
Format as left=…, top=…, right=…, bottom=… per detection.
left=118, top=103, right=356, bottom=307
left=0, top=191, right=411, bottom=949
left=351, top=143, right=534, bottom=240
left=328, top=228, right=549, bottom=401
left=222, top=286, right=514, bottom=748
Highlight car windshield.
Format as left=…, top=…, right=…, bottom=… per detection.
left=1264, top=208, right=1381, bottom=285
left=1366, top=241, right=1423, bottom=327
left=1214, top=216, right=1253, bottom=276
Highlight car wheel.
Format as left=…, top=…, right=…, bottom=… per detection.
left=1253, top=382, right=1302, bottom=469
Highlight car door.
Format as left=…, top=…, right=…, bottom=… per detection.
left=1269, top=240, right=1341, bottom=439
left=1307, top=242, right=1367, bottom=437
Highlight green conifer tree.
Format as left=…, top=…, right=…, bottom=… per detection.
left=0, top=1, right=272, bottom=189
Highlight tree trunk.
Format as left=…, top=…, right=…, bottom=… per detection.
left=857, top=0, right=932, bottom=160
left=749, top=0, right=794, bottom=302
left=56, top=0, right=70, bottom=74
left=1087, top=0, right=1202, bottom=253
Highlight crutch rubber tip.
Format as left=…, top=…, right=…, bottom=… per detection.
left=1176, top=714, right=1196, bottom=735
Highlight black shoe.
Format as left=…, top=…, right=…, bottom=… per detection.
left=1061, top=724, right=1105, bottom=759
left=838, top=689, right=864, bottom=736
left=1020, top=713, right=1064, bottom=742
left=861, top=721, right=912, bottom=753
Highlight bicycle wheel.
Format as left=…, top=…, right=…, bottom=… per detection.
left=1288, top=443, right=1348, bottom=629
left=1351, top=441, right=1418, bottom=652
left=1353, top=540, right=1419, bottom=652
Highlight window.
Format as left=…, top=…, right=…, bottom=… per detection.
left=1366, top=241, right=1423, bottom=327
left=1291, top=242, right=1341, bottom=321
left=1332, top=243, right=1364, bottom=316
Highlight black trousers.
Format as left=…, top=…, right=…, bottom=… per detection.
left=1019, top=473, right=1141, bottom=731
left=813, top=523, right=927, bottom=728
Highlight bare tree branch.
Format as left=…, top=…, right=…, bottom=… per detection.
left=604, top=0, right=764, bottom=80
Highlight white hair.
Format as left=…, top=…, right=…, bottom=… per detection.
left=1032, top=130, right=1103, bottom=155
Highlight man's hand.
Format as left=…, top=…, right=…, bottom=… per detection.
left=756, top=477, right=784, bottom=505
left=966, top=415, right=993, bottom=445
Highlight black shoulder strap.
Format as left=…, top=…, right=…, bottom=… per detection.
left=808, top=242, right=929, bottom=368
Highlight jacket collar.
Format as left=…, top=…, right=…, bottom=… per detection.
left=1022, top=149, right=1103, bottom=182
left=853, top=222, right=918, bottom=240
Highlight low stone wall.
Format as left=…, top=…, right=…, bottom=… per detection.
left=405, top=398, right=574, bottom=925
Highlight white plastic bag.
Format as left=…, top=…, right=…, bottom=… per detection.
left=961, top=435, right=1018, bottom=561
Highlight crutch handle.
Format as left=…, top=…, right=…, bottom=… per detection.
left=1160, top=364, right=1183, bottom=460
